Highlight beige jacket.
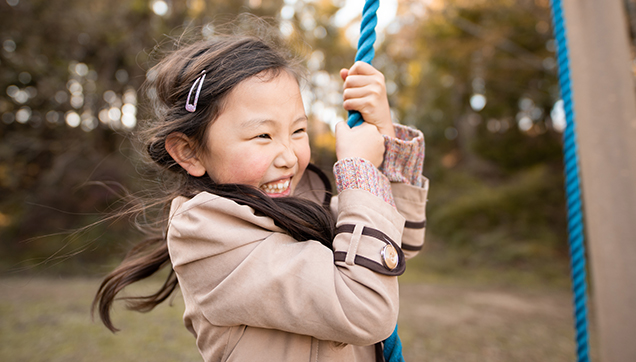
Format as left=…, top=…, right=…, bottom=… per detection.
left=167, top=166, right=429, bottom=362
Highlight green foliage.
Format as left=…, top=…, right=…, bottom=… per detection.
left=472, top=126, right=563, bottom=172
left=430, top=164, right=566, bottom=247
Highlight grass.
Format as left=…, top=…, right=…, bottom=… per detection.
left=0, top=269, right=598, bottom=361
left=0, top=277, right=200, bottom=362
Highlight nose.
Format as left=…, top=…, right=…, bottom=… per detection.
left=273, top=142, right=298, bottom=169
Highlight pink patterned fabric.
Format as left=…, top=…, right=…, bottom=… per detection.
left=333, top=158, right=395, bottom=207
left=332, top=124, right=425, bottom=206
left=379, top=124, right=425, bottom=187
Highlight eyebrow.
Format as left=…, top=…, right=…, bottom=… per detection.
left=240, top=118, right=274, bottom=129
left=240, top=115, right=308, bottom=129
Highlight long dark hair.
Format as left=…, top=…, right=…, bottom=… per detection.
left=92, top=21, right=335, bottom=332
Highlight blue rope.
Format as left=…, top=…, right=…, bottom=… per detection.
left=345, top=0, right=405, bottom=360
left=347, top=0, right=379, bottom=128
left=549, top=1, right=590, bottom=361
left=347, top=0, right=404, bottom=362
left=383, top=324, right=405, bottom=362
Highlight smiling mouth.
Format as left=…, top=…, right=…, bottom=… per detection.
left=260, top=178, right=291, bottom=196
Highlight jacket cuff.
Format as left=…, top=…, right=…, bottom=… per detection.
left=333, top=189, right=406, bottom=276
left=379, top=124, right=425, bottom=187
left=391, top=179, right=429, bottom=260
left=334, top=157, right=395, bottom=207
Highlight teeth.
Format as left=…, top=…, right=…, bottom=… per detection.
left=260, top=179, right=290, bottom=194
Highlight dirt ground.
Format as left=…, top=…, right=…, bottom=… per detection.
left=0, top=277, right=597, bottom=361
left=398, top=281, right=597, bottom=361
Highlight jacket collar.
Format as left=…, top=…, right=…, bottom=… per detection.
left=292, top=163, right=332, bottom=208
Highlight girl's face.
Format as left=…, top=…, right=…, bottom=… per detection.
left=199, top=71, right=311, bottom=197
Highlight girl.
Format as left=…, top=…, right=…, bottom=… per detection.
left=93, top=25, right=428, bottom=362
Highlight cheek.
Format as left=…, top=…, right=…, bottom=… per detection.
left=208, top=151, right=270, bottom=186
left=244, top=157, right=272, bottom=178
left=294, top=139, right=311, bottom=182
left=298, top=141, right=311, bottom=170
left=232, top=152, right=275, bottom=186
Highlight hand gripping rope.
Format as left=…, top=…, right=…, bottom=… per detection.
left=346, top=1, right=405, bottom=361
left=347, top=0, right=380, bottom=128
left=549, top=1, right=590, bottom=361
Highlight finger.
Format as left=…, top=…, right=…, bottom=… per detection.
left=343, top=84, right=382, bottom=101
left=343, top=96, right=374, bottom=115
left=340, top=68, right=349, bottom=81
left=347, top=61, right=380, bottom=76
left=343, top=87, right=366, bottom=102
left=343, top=74, right=374, bottom=89
left=343, top=74, right=386, bottom=93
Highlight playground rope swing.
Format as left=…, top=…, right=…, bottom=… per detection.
left=348, top=0, right=590, bottom=361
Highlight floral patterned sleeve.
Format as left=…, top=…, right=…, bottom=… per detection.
left=332, top=124, right=424, bottom=206
left=379, top=124, right=425, bottom=187
left=333, top=158, right=395, bottom=206
left=332, top=125, right=424, bottom=207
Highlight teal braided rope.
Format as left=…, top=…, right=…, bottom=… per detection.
left=345, top=0, right=405, bottom=360
left=347, top=0, right=379, bottom=127
left=549, top=1, right=590, bottom=361
left=383, top=325, right=404, bottom=362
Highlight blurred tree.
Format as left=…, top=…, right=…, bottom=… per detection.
left=0, top=0, right=288, bottom=273
left=0, top=0, right=156, bottom=273
left=378, top=0, right=568, bottom=271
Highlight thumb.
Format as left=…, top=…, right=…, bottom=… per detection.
left=335, top=120, right=350, bottom=133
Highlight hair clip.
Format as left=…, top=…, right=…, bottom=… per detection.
left=185, top=70, right=206, bottom=112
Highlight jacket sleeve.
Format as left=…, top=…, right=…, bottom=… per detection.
left=391, top=180, right=428, bottom=259
left=379, top=124, right=429, bottom=259
left=168, top=188, right=405, bottom=346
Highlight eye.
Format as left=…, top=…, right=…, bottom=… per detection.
left=293, top=128, right=306, bottom=134
left=256, top=133, right=271, bottom=139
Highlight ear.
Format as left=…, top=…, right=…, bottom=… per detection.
left=165, top=132, right=207, bottom=177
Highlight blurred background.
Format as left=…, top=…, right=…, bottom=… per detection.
left=4, top=0, right=632, bottom=360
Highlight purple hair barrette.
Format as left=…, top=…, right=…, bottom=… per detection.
left=185, top=70, right=206, bottom=112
